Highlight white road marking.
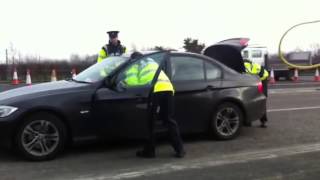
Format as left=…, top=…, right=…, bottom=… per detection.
left=267, top=106, right=320, bottom=112
left=75, top=143, right=320, bottom=180
left=269, top=87, right=320, bottom=94
left=270, top=82, right=320, bottom=86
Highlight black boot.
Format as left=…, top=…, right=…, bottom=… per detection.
left=260, top=122, right=267, bottom=128
left=260, top=114, right=268, bottom=128
left=174, top=150, right=186, bottom=158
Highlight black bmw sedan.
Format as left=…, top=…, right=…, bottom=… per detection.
left=0, top=39, right=266, bottom=160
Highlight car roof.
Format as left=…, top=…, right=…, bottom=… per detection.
left=122, top=50, right=159, bottom=57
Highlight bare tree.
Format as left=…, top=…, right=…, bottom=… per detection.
left=9, top=42, right=18, bottom=65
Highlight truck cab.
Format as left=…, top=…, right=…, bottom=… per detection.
left=242, top=46, right=268, bottom=67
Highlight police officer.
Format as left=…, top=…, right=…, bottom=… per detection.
left=244, top=59, right=269, bottom=128
left=97, top=31, right=126, bottom=63
left=124, top=52, right=185, bottom=158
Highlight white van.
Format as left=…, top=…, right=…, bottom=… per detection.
left=241, top=46, right=268, bottom=66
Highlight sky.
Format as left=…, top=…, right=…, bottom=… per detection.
left=0, top=0, right=320, bottom=62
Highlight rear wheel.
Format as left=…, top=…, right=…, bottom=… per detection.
left=14, top=112, right=67, bottom=161
left=209, top=103, right=243, bottom=140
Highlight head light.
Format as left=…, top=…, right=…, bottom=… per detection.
left=0, top=106, right=18, bottom=118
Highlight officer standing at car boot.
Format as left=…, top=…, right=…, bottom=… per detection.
left=97, top=31, right=126, bottom=63
left=244, top=59, right=269, bottom=128
left=125, top=52, right=186, bottom=158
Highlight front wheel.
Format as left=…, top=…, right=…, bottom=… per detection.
left=14, top=112, right=67, bottom=161
left=209, top=103, right=243, bottom=140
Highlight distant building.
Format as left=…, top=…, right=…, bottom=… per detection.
left=287, top=51, right=312, bottom=65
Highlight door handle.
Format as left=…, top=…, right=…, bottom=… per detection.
left=135, top=94, right=144, bottom=102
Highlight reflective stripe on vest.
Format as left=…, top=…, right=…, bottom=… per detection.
left=139, top=63, right=158, bottom=85
left=154, top=71, right=174, bottom=93
left=244, top=62, right=269, bottom=81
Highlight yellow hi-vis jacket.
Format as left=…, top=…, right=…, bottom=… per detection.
left=97, top=44, right=126, bottom=63
left=124, top=59, right=174, bottom=93
left=244, top=61, right=269, bottom=81
left=97, top=48, right=108, bottom=63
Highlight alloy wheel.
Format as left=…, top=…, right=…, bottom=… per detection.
left=21, top=120, right=60, bottom=157
left=215, top=107, right=240, bottom=137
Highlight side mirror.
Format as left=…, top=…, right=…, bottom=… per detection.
left=104, top=77, right=113, bottom=88
left=104, top=77, right=126, bottom=92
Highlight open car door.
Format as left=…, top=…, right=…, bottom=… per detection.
left=203, top=38, right=250, bottom=73
left=93, top=52, right=168, bottom=139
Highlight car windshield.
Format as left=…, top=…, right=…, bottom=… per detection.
left=74, top=56, right=128, bottom=83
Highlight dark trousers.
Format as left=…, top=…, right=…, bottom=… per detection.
left=261, top=80, right=268, bottom=123
left=143, top=91, right=184, bottom=154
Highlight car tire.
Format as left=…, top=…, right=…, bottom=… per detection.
left=14, top=112, right=67, bottom=161
left=209, top=103, right=243, bottom=140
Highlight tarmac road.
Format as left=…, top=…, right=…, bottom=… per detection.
left=1, top=82, right=320, bottom=180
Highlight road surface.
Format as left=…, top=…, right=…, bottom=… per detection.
left=1, top=82, right=320, bottom=180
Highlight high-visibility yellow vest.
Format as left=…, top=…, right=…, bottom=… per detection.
left=124, top=64, right=140, bottom=86
left=97, top=49, right=108, bottom=63
left=244, top=61, right=269, bottom=81
left=124, top=60, right=174, bottom=93
left=139, top=61, right=174, bottom=93
left=97, top=44, right=127, bottom=63
left=139, top=63, right=158, bottom=85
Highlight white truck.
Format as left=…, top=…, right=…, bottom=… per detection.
left=241, top=45, right=312, bottom=80
left=241, top=45, right=268, bottom=66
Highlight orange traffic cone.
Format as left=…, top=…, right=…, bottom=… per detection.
left=269, top=69, right=276, bottom=84
left=26, top=69, right=32, bottom=85
left=51, top=69, right=57, bottom=82
left=314, top=68, right=320, bottom=82
left=292, top=69, right=299, bottom=82
left=12, top=68, right=20, bottom=85
left=71, top=68, right=77, bottom=79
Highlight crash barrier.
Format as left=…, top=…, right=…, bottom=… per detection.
left=268, top=68, right=320, bottom=84
left=3, top=67, right=320, bottom=85
left=0, top=58, right=94, bottom=83
left=5, top=68, right=79, bottom=85
left=269, top=68, right=320, bottom=84
left=5, top=67, right=320, bottom=85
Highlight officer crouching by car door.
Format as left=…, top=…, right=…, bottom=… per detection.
left=125, top=52, right=186, bottom=158
left=244, top=59, right=269, bottom=128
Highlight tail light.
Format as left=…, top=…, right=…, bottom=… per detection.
left=258, top=82, right=264, bottom=94
left=240, top=38, right=249, bottom=46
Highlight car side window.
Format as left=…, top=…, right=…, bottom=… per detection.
left=170, top=56, right=205, bottom=81
left=205, top=61, right=222, bottom=80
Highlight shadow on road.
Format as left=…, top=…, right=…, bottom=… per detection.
left=0, top=126, right=262, bottom=162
